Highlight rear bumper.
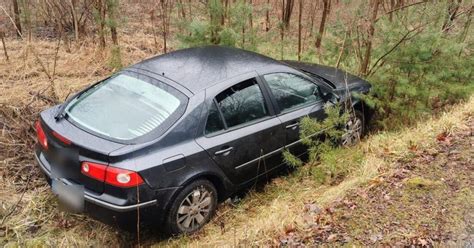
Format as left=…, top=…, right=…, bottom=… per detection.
left=34, top=151, right=157, bottom=212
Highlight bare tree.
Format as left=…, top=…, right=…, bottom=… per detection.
left=69, top=0, right=79, bottom=40
left=315, top=0, right=329, bottom=50
left=208, top=0, right=224, bottom=44
left=159, top=0, right=172, bottom=53
left=282, top=0, right=294, bottom=30
left=360, top=0, right=380, bottom=76
left=12, top=0, right=22, bottom=37
left=297, top=0, right=303, bottom=60
left=265, top=0, right=270, bottom=32
left=95, top=0, right=107, bottom=48
left=0, top=31, right=8, bottom=61
left=107, top=0, right=119, bottom=45
left=150, top=9, right=158, bottom=51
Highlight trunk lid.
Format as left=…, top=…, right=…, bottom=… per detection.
left=39, top=106, right=126, bottom=194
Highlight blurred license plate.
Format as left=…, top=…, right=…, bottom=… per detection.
left=52, top=179, right=84, bottom=212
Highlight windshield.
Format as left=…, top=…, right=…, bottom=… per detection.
left=66, top=73, right=185, bottom=141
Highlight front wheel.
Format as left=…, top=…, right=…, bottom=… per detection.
left=165, top=179, right=218, bottom=235
left=341, top=110, right=365, bottom=146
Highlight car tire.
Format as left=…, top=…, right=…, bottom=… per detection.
left=165, top=179, right=218, bottom=235
left=341, top=109, right=365, bottom=146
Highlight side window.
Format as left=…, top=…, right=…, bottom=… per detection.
left=205, top=101, right=225, bottom=135
left=263, top=73, right=321, bottom=112
left=215, top=78, right=269, bottom=128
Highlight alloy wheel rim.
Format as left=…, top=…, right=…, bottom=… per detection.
left=342, top=116, right=362, bottom=146
left=176, top=186, right=212, bottom=231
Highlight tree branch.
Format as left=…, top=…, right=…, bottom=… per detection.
left=367, top=24, right=426, bottom=76
left=375, top=0, right=428, bottom=23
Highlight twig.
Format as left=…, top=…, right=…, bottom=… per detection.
left=335, top=28, right=349, bottom=69
left=367, top=24, right=426, bottom=76
left=0, top=5, right=23, bottom=38
left=0, top=172, right=32, bottom=226
left=28, top=91, right=60, bottom=105
left=375, top=0, right=428, bottom=22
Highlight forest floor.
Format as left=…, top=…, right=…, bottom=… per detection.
left=277, top=115, right=474, bottom=247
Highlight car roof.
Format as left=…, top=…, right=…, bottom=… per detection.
left=130, top=46, right=284, bottom=94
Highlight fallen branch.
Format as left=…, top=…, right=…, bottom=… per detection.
left=28, top=91, right=60, bottom=105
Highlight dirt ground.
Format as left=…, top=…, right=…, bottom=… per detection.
left=277, top=117, right=474, bottom=247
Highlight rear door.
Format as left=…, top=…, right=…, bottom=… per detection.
left=195, top=73, right=286, bottom=185
left=260, top=72, right=327, bottom=157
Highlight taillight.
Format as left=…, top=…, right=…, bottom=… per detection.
left=81, top=162, right=144, bottom=188
left=105, top=166, right=144, bottom=188
left=52, top=131, right=71, bottom=145
left=81, top=162, right=107, bottom=182
left=35, top=120, right=48, bottom=150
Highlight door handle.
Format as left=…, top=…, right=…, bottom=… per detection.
left=214, top=146, right=234, bottom=156
left=285, top=122, right=299, bottom=130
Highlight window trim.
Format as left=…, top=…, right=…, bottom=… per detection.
left=260, top=72, right=323, bottom=115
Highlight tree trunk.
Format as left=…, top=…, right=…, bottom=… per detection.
left=297, top=0, right=303, bottom=61
left=209, top=0, right=223, bottom=44
left=177, top=0, right=186, bottom=20
left=265, top=0, right=270, bottom=32
left=96, top=0, right=106, bottom=48
left=0, top=32, right=9, bottom=61
left=150, top=9, right=158, bottom=51
left=160, top=0, right=169, bottom=53
left=222, top=0, right=228, bottom=26
left=107, top=0, right=119, bottom=45
left=282, top=0, right=294, bottom=30
left=307, top=1, right=316, bottom=37
left=248, top=0, right=253, bottom=30
left=315, top=0, right=329, bottom=49
left=12, top=0, right=22, bottom=37
left=280, top=0, right=286, bottom=59
left=70, top=0, right=79, bottom=40
left=360, top=0, right=380, bottom=76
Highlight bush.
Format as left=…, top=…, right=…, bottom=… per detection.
left=283, top=104, right=365, bottom=185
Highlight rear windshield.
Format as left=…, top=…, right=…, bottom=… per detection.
left=65, top=73, right=187, bottom=142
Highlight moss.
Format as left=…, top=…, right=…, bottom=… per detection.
left=404, top=176, right=442, bottom=190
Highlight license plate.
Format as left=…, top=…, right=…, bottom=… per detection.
left=51, top=179, right=84, bottom=212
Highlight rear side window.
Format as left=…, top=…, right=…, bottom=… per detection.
left=66, top=73, right=187, bottom=142
left=205, top=78, right=269, bottom=134
left=205, top=101, right=225, bottom=134
left=263, top=73, right=320, bottom=112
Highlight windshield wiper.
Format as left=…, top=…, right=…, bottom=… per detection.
left=54, top=89, right=87, bottom=121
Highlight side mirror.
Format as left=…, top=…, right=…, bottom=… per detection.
left=320, top=90, right=340, bottom=103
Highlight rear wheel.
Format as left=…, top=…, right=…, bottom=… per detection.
left=341, top=109, right=365, bottom=146
left=165, top=179, right=218, bottom=235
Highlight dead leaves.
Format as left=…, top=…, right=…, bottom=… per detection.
left=436, top=131, right=452, bottom=144
left=275, top=120, right=474, bottom=247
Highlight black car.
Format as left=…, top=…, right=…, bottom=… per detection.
left=34, top=46, right=371, bottom=234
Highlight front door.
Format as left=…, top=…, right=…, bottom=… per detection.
left=261, top=72, right=327, bottom=157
